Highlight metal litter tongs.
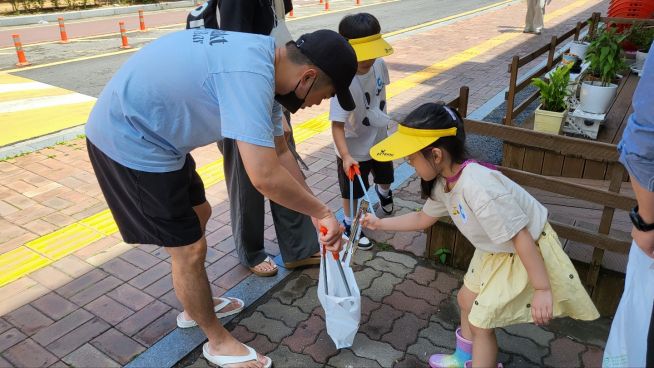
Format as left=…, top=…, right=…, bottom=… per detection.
left=341, top=165, right=375, bottom=265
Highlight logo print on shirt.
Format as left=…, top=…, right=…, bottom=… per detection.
left=458, top=203, right=468, bottom=224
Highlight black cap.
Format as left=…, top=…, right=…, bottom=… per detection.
left=295, top=29, right=357, bottom=111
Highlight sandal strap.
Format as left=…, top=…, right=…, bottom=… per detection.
left=203, top=343, right=257, bottom=365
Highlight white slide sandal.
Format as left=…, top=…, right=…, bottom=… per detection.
left=203, top=343, right=272, bottom=368
left=176, top=297, right=245, bottom=328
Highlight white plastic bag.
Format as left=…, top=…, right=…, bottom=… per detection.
left=603, top=242, right=654, bottom=367
left=317, top=246, right=361, bottom=349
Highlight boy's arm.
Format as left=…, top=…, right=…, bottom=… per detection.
left=513, top=227, right=553, bottom=326
left=365, top=108, right=396, bottom=128
left=362, top=211, right=439, bottom=232
left=332, top=121, right=358, bottom=174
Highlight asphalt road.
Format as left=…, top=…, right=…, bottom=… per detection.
left=11, top=0, right=503, bottom=97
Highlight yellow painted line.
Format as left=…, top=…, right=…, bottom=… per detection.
left=0, top=87, right=71, bottom=103
left=0, top=100, right=96, bottom=146
left=384, top=0, right=515, bottom=38
left=26, top=223, right=104, bottom=260
left=0, top=247, right=51, bottom=286
left=79, top=210, right=119, bottom=236
left=0, top=0, right=596, bottom=287
left=1, top=48, right=140, bottom=74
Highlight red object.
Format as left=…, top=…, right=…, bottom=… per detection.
left=347, top=165, right=360, bottom=181
left=289, top=9, right=294, bottom=17
left=607, top=0, right=654, bottom=18
left=138, top=10, right=147, bottom=31
left=57, top=18, right=69, bottom=43
left=325, top=0, right=329, bottom=11
left=12, top=34, right=31, bottom=67
left=356, top=0, right=360, bottom=5
left=119, top=21, right=131, bottom=49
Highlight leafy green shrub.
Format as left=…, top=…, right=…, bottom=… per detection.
left=531, top=63, right=573, bottom=113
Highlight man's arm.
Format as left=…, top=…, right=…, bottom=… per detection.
left=274, top=134, right=311, bottom=192
left=237, top=140, right=342, bottom=249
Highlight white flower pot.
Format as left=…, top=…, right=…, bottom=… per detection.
left=636, top=50, right=648, bottom=69
left=579, top=81, right=618, bottom=114
left=534, top=105, right=567, bottom=134
left=569, top=41, right=589, bottom=60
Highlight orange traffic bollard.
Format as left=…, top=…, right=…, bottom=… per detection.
left=119, top=21, right=131, bottom=49
left=58, top=18, right=69, bottom=43
left=12, top=34, right=31, bottom=67
left=319, top=0, right=323, bottom=3
left=138, top=10, right=146, bottom=31
left=324, top=0, right=329, bottom=10
left=289, top=9, right=294, bottom=17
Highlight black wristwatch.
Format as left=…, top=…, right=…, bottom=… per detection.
left=630, top=206, right=654, bottom=232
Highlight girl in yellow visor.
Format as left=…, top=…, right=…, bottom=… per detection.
left=364, top=102, right=599, bottom=368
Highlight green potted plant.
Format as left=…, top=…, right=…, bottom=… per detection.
left=531, top=63, right=573, bottom=134
left=579, top=27, right=627, bottom=114
left=627, top=23, right=654, bottom=69
left=569, top=19, right=594, bottom=60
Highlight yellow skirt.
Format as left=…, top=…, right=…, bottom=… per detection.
left=463, top=222, right=600, bottom=329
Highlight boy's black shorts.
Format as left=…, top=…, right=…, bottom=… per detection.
left=336, top=157, right=394, bottom=200
left=87, top=139, right=206, bottom=247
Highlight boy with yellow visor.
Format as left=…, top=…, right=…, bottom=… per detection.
left=329, top=13, right=396, bottom=249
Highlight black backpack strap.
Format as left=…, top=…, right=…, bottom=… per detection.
left=186, top=0, right=220, bottom=29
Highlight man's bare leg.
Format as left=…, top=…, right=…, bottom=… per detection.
left=167, top=238, right=267, bottom=367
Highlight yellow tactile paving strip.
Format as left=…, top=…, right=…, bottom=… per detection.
left=0, top=0, right=595, bottom=287
left=0, top=74, right=96, bottom=146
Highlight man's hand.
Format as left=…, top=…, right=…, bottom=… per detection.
left=342, top=155, right=359, bottom=176
left=632, top=227, right=654, bottom=258
left=317, top=213, right=343, bottom=252
left=531, top=289, right=553, bottom=326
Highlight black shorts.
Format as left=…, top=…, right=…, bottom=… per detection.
left=87, top=139, right=206, bottom=247
left=336, top=157, right=394, bottom=200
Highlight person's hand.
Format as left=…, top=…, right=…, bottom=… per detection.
left=342, top=155, right=359, bottom=176
left=317, top=214, right=343, bottom=253
left=531, top=289, right=553, bottom=326
left=632, top=227, right=654, bottom=259
left=361, top=213, right=382, bottom=230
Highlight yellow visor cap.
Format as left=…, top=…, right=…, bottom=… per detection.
left=369, top=126, right=458, bottom=162
left=349, top=34, right=394, bottom=61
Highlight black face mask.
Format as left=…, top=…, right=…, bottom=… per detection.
left=275, top=77, right=316, bottom=114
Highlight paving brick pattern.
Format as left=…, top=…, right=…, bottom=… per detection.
left=180, top=236, right=606, bottom=367
left=0, top=0, right=610, bottom=365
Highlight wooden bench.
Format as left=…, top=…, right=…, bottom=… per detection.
left=501, top=13, right=652, bottom=180
left=505, top=69, right=639, bottom=180
left=426, top=87, right=636, bottom=316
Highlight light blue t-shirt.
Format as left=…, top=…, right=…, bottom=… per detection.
left=618, top=41, right=654, bottom=191
left=86, top=29, right=283, bottom=173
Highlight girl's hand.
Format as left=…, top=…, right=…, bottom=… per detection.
left=361, top=213, right=382, bottom=230
left=531, top=289, right=553, bottom=326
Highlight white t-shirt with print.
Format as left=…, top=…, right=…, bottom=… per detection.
left=422, top=163, right=548, bottom=253
left=329, top=58, right=392, bottom=162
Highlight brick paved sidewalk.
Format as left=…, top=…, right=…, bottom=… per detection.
left=179, top=176, right=609, bottom=368
left=0, top=0, right=610, bottom=366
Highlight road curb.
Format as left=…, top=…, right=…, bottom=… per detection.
left=0, top=0, right=195, bottom=27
